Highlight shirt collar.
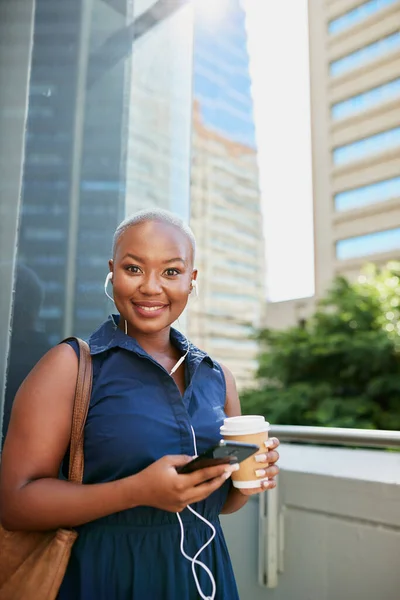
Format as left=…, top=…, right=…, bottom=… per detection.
left=88, top=314, right=214, bottom=368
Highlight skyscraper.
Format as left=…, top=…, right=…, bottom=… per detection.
left=266, top=0, right=400, bottom=330
left=15, top=0, right=134, bottom=345
left=188, top=0, right=265, bottom=390
left=125, top=2, right=194, bottom=222
left=0, top=0, right=195, bottom=438
left=310, top=0, right=400, bottom=296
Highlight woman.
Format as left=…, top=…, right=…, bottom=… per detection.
left=0, top=209, right=279, bottom=600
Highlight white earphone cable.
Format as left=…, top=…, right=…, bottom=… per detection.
left=104, top=273, right=192, bottom=376
left=104, top=273, right=215, bottom=597
left=104, top=273, right=114, bottom=303
left=175, top=425, right=217, bottom=600
left=176, top=510, right=216, bottom=600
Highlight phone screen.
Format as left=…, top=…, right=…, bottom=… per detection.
left=176, top=440, right=259, bottom=475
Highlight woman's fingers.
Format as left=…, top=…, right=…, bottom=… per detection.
left=165, top=454, right=193, bottom=468
left=186, top=462, right=238, bottom=486
left=186, top=468, right=235, bottom=504
left=238, top=478, right=277, bottom=496
left=265, top=437, right=280, bottom=450
left=260, top=479, right=277, bottom=490
left=255, top=465, right=279, bottom=479
left=267, top=450, right=280, bottom=464
left=254, top=450, right=279, bottom=467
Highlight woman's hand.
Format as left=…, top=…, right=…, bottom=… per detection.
left=238, top=437, right=280, bottom=496
left=132, top=455, right=238, bottom=513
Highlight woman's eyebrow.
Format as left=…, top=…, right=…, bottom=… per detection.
left=121, top=254, right=187, bottom=265
left=163, top=257, right=186, bottom=265
left=121, top=253, right=144, bottom=262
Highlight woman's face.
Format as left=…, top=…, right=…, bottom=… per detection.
left=110, top=220, right=197, bottom=335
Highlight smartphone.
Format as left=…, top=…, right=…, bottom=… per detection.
left=176, top=440, right=259, bottom=475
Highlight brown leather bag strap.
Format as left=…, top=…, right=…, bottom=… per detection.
left=62, top=337, right=93, bottom=483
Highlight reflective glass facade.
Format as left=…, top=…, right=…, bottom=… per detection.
left=333, top=127, right=400, bottom=165
left=336, top=227, right=400, bottom=260
left=188, top=0, right=264, bottom=389
left=328, top=0, right=398, bottom=35
left=0, top=0, right=194, bottom=439
left=193, top=4, right=257, bottom=149
left=331, top=78, right=400, bottom=120
left=330, top=32, right=400, bottom=77
left=335, top=177, right=400, bottom=211
left=0, top=0, right=265, bottom=435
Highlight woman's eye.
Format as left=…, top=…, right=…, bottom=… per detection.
left=164, top=268, right=180, bottom=277
left=126, top=265, right=142, bottom=274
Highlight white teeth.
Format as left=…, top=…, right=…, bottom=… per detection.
left=137, top=305, right=164, bottom=312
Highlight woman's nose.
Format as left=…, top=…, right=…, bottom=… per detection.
left=139, top=273, right=162, bottom=295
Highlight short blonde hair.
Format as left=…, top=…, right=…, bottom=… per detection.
left=113, top=208, right=196, bottom=259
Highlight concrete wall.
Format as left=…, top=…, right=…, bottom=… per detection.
left=264, top=297, right=316, bottom=330
left=221, top=444, right=400, bottom=600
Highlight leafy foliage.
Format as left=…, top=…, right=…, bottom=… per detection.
left=241, top=263, right=400, bottom=430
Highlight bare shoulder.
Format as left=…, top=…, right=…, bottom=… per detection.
left=219, top=363, right=241, bottom=417
left=22, top=341, right=78, bottom=384
left=11, top=342, right=79, bottom=418
left=1, top=343, right=80, bottom=487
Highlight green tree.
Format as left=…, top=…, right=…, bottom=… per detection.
left=241, top=262, right=400, bottom=430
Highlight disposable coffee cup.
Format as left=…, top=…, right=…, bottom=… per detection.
left=220, top=415, right=270, bottom=492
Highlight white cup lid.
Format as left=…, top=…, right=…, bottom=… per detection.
left=220, top=415, right=270, bottom=436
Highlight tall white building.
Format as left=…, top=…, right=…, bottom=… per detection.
left=267, top=0, right=400, bottom=330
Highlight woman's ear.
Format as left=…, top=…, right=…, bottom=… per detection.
left=190, top=270, right=198, bottom=296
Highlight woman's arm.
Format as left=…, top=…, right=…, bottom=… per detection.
left=0, top=344, right=140, bottom=530
left=0, top=345, right=235, bottom=531
left=219, top=364, right=279, bottom=515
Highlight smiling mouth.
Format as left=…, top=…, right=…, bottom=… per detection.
left=135, top=304, right=166, bottom=312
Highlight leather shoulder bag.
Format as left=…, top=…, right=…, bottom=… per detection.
left=0, top=337, right=92, bottom=600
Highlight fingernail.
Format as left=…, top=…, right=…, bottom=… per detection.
left=223, top=470, right=232, bottom=479
left=255, top=453, right=267, bottom=463
left=224, top=463, right=239, bottom=475
left=265, top=440, right=274, bottom=448
left=255, top=469, right=266, bottom=477
left=262, top=479, right=276, bottom=489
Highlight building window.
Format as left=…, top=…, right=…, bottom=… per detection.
left=328, top=0, right=398, bottom=35
left=336, top=227, right=400, bottom=260
left=333, top=127, right=400, bottom=165
left=335, top=177, right=400, bottom=211
left=330, top=32, right=400, bottom=77
left=80, top=180, right=125, bottom=192
left=24, top=228, right=66, bottom=241
left=331, top=78, right=400, bottom=120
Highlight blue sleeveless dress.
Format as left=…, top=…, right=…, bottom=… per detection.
left=57, top=315, right=239, bottom=600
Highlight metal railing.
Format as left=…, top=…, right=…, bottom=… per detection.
left=269, top=425, right=400, bottom=448
left=259, top=425, right=400, bottom=590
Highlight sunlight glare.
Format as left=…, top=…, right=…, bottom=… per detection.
left=194, top=0, right=230, bottom=22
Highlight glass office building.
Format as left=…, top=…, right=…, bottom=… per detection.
left=0, top=0, right=194, bottom=439
left=188, top=0, right=264, bottom=390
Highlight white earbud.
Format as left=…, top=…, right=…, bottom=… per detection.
left=191, top=279, right=198, bottom=297
left=104, top=273, right=114, bottom=302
